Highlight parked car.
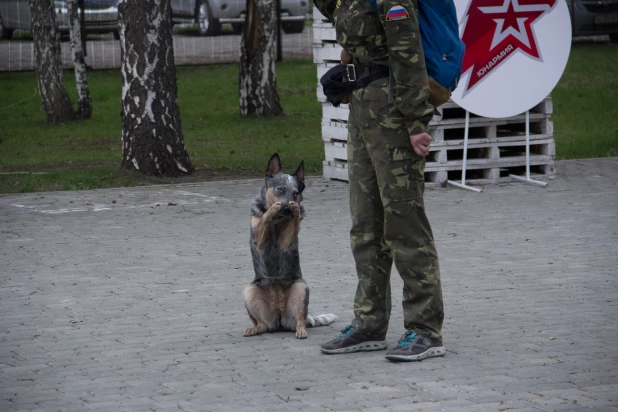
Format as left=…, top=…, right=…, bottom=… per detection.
left=0, top=0, right=307, bottom=40
left=567, top=0, right=618, bottom=42
left=0, top=0, right=119, bottom=40
left=170, top=0, right=309, bottom=36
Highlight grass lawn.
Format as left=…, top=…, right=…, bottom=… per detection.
left=1, top=43, right=617, bottom=194
left=0, top=59, right=323, bottom=193
left=551, top=43, right=618, bottom=159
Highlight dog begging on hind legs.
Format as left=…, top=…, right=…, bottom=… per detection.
left=243, top=153, right=337, bottom=339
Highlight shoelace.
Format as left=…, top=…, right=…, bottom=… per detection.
left=398, top=331, right=418, bottom=347
left=338, top=325, right=354, bottom=338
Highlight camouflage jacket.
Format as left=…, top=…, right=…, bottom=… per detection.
left=314, top=0, right=433, bottom=135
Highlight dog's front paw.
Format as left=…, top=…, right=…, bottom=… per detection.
left=264, top=202, right=282, bottom=220
left=295, top=328, right=307, bottom=339
left=289, top=201, right=300, bottom=218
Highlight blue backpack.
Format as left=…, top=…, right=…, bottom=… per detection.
left=370, top=0, right=465, bottom=92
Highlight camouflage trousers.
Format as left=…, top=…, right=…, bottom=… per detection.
left=347, top=77, right=444, bottom=340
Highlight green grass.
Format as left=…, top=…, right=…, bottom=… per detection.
left=1, top=44, right=617, bottom=194
left=0, top=59, right=323, bottom=193
left=551, top=43, right=618, bottom=159
left=0, top=168, right=137, bottom=193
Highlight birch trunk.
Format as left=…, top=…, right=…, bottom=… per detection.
left=29, top=0, right=75, bottom=123
left=239, top=0, right=283, bottom=117
left=118, top=0, right=193, bottom=177
left=68, top=0, right=92, bottom=119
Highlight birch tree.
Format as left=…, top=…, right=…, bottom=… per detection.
left=68, top=0, right=92, bottom=119
left=239, top=0, right=283, bottom=117
left=29, top=0, right=75, bottom=123
left=118, top=0, right=192, bottom=177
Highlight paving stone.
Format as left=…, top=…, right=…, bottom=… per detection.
left=0, top=159, right=617, bottom=411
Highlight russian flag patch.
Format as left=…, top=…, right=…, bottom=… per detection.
left=385, top=5, right=409, bottom=21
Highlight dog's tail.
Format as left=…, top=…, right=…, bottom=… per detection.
left=306, top=314, right=338, bottom=328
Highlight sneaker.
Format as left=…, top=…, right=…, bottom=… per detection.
left=384, top=331, right=446, bottom=362
left=320, top=325, right=387, bottom=354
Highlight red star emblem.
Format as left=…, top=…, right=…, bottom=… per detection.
left=460, top=0, right=557, bottom=93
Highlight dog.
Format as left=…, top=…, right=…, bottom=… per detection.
left=243, top=153, right=337, bottom=339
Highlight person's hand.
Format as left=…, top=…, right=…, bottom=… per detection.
left=410, top=132, right=432, bottom=157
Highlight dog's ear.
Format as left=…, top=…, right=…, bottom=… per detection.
left=266, top=153, right=281, bottom=177
left=293, top=161, right=305, bottom=192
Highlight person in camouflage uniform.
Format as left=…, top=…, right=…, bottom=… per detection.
left=315, top=0, right=446, bottom=362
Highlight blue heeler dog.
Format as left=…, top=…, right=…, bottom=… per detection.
left=243, top=153, right=338, bottom=339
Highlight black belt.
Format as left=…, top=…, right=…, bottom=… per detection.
left=345, top=64, right=389, bottom=85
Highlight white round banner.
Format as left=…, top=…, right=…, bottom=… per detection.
left=451, top=0, right=572, bottom=118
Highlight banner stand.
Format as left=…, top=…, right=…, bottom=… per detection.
left=508, top=111, right=548, bottom=187
left=447, top=110, right=483, bottom=193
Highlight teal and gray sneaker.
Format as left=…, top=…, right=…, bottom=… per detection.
left=320, top=325, right=387, bottom=354
left=384, top=331, right=446, bottom=362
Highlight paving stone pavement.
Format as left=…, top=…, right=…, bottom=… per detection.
left=0, top=158, right=617, bottom=412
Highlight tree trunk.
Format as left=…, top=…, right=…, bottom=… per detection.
left=29, top=0, right=76, bottom=123
left=239, top=0, right=283, bottom=117
left=118, top=0, right=192, bottom=177
left=68, top=0, right=92, bottom=119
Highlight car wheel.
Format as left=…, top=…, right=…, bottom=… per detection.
left=0, top=16, right=14, bottom=40
left=232, top=23, right=244, bottom=35
left=282, top=20, right=305, bottom=34
left=610, top=34, right=618, bottom=43
left=197, top=0, right=220, bottom=36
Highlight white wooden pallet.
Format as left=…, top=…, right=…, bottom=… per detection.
left=319, top=97, right=551, bottom=125
left=429, top=114, right=554, bottom=144
left=324, top=158, right=555, bottom=186
left=324, top=136, right=555, bottom=163
left=320, top=101, right=554, bottom=143
left=313, top=16, right=556, bottom=186
left=323, top=136, right=556, bottom=185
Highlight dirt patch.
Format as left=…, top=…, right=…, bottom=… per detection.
left=0, top=161, right=270, bottom=194
left=132, top=167, right=264, bottom=186
left=0, top=161, right=119, bottom=172
left=0, top=161, right=263, bottom=182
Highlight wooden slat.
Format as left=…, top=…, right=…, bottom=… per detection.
left=313, top=25, right=337, bottom=44
left=313, top=43, right=343, bottom=64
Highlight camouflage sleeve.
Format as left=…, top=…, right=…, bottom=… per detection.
left=377, top=0, right=433, bottom=135
left=312, top=0, right=338, bottom=21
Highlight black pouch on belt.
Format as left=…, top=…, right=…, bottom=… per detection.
left=320, top=64, right=389, bottom=107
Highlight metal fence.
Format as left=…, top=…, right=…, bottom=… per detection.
left=0, top=0, right=314, bottom=71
